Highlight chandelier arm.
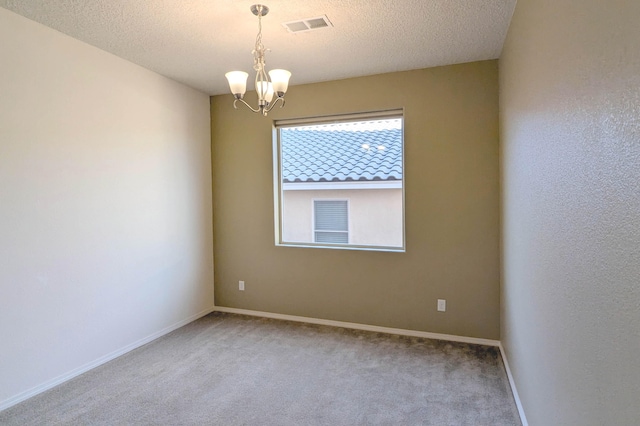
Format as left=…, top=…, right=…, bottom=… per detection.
left=263, top=96, right=285, bottom=113
left=233, top=98, right=262, bottom=113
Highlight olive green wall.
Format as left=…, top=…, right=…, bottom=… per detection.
left=211, top=60, right=499, bottom=339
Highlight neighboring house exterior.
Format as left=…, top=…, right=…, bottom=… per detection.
left=280, top=122, right=403, bottom=248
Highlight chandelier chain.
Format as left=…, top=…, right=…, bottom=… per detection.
left=252, top=5, right=265, bottom=72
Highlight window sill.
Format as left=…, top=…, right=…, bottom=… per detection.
left=275, top=242, right=405, bottom=253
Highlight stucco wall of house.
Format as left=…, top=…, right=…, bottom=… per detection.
left=282, top=188, right=403, bottom=248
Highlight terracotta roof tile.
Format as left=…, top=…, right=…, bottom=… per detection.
left=281, top=127, right=403, bottom=183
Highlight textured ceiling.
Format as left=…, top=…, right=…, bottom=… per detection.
left=0, top=0, right=516, bottom=95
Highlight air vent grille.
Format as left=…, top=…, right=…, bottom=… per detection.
left=282, top=15, right=333, bottom=34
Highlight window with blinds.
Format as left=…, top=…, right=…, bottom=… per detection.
left=314, top=200, right=348, bottom=244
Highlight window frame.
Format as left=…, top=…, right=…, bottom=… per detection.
left=273, top=109, right=406, bottom=252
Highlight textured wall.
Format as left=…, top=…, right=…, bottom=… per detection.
left=0, top=8, right=213, bottom=408
left=211, top=61, right=500, bottom=339
left=500, top=0, right=640, bottom=424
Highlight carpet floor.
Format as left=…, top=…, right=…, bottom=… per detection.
left=1, top=312, right=521, bottom=425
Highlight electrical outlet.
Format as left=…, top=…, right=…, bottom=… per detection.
left=437, top=299, right=446, bottom=312
left=239, top=280, right=245, bottom=291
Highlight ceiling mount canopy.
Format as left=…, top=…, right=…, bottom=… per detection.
left=225, top=4, right=291, bottom=116
left=250, top=4, right=269, bottom=17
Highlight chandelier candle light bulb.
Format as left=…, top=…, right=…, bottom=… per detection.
left=268, top=69, right=291, bottom=96
left=225, top=4, right=291, bottom=116
left=256, top=81, right=275, bottom=103
left=225, top=71, right=249, bottom=97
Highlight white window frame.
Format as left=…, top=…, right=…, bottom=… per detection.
left=312, top=199, right=350, bottom=244
left=273, top=109, right=406, bottom=252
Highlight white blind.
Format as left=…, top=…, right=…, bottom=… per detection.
left=275, top=109, right=403, bottom=128
left=314, top=200, right=348, bottom=243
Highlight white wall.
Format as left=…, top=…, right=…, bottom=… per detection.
left=500, top=0, right=640, bottom=424
left=0, top=8, right=214, bottom=409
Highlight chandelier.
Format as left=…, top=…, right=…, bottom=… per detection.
left=225, top=4, right=291, bottom=116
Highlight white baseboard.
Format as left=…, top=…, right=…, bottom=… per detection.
left=213, top=306, right=500, bottom=347
left=499, top=343, right=529, bottom=426
left=0, top=307, right=215, bottom=412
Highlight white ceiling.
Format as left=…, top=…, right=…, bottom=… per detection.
left=0, top=0, right=517, bottom=95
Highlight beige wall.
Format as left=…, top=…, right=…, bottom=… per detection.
left=212, top=60, right=500, bottom=339
left=0, top=8, right=213, bottom=408
left=500, top=0, right=640, bottom=424
left=282, top=189, right=403, bottom=247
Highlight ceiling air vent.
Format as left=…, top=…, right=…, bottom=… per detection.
left=282, top=15, right=333, bottom=34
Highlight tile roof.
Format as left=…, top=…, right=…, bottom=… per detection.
left=281, top=127, right=403, bottom=183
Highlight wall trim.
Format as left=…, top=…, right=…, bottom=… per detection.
left=499, top=343, right=529, bottom=426
left=213, top=306, right=500, bottom=346
left=0, top=307, right=216, bottom=412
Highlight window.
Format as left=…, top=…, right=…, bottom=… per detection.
left=274, top=109, right=405, bottom=251
left=314, top=200, right=349, bottom=244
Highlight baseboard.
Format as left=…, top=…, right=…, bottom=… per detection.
left=213, top=306, right=500, bottom=347
left=0, top=306, right=216, bottom=412
left=499, top=343, right=529, bottom=426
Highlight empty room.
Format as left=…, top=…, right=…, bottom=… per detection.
left=1, top=1, right=638, bottom=425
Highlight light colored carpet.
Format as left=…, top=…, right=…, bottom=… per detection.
left=1, top=312, right=521, bottom=425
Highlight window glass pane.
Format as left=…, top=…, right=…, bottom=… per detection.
left=275, top=111, right=405, bottom=251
